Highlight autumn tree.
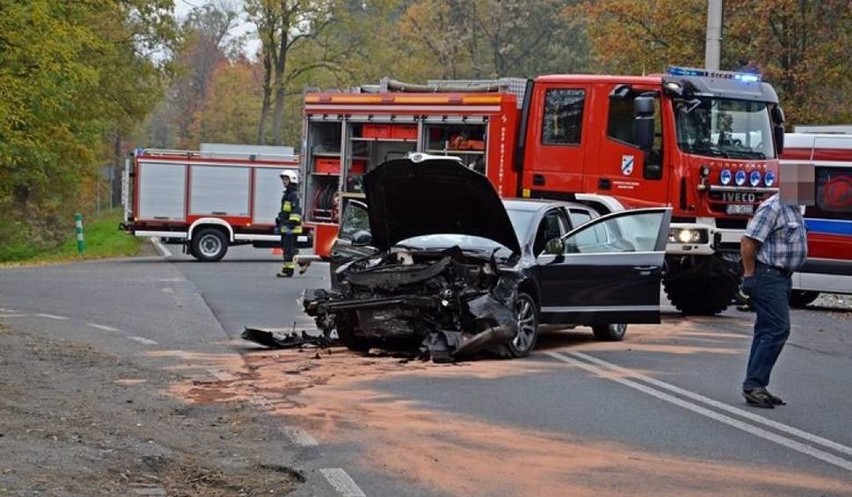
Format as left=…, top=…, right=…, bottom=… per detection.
left=0, top=0, right=175, bottom=258
left=725, top=0, right=851, bottom=125
left=576, top=0, right=850, bottom=126
left=195, top=57, right=265, bottom=144
left=398, top=0, right=590, bottom=80
left=246, top=0, right=338, bottom=145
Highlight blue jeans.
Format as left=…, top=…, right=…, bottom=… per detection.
left=742, top=264, right=792, bottom=391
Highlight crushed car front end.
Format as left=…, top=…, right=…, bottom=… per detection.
left=304, top=245, right=522, bottom=362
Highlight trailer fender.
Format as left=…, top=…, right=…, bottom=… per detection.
left=188, top=218, right=235, bottom=242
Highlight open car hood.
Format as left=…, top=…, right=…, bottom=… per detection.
left=363, top=156, right=521, bottom=255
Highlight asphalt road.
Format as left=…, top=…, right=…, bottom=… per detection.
left=1, top=243, right=850, bottom=496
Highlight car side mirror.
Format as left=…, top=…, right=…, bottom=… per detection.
left=544, top=238, right=565, bottom=255
left=351, top=230, right=372, bottom=246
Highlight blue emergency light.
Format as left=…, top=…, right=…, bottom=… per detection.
left=666, top=66, right=762, bottom=83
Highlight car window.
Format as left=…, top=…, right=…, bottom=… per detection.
left=568, top=208, right=594, bottom=229
left=533, top=209, right=568, bottom=255
left=338, top=200, right=369, bottom=241
left=563, top=211, right=666, bottom=253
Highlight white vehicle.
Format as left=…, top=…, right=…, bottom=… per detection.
left=121, top=145, right=311, bottom=261
left=781, top=133, right=852, bottom=305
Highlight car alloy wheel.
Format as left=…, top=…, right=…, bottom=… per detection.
left=509, top=292, right=538, bottom=357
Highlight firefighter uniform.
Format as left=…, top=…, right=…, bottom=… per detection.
left=277, top=172, right=302, bottom=277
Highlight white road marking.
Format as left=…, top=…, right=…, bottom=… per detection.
left=127, top=336, right=159, bottom=346
left=0, top=308, right=19, bottom=312
left=545, top=351, right=852, bottom=472
left=282, top=426, right=319, bottom=447
left=0, top=314, right=27, bottom=318
left=35, top=313, right=68, bottom=320
left=570, top=351, right=852, bottom=458
left=87, top=323, right=120, bottom=332
left=161, top=287, right=174, bottom=294
left=319, top=468, right=366, bottom=497
left=150, top=237, right=172, bottom=257
left=206, top=369, right=238, bottom=381
left=248, top=395, right=319, bottom=446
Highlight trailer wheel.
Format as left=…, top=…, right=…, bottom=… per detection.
left=790, top=290, right=820, bottom=308
left=191, top=227, right=228, bottom=262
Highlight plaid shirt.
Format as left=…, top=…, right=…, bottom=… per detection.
left=744, top=193, right=808, bottom=272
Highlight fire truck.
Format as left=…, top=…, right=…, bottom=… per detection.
left=300, top=68, right=785, bottom=315
left=121, top=144, right=310, bottom=261
left=781, top=132, right=852, bottom=306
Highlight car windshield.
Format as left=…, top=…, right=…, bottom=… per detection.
left=674, top=97, right=775, bottom=159
left=505, top=209, right=535, bottom=242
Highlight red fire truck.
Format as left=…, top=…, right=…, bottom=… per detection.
left=121, top=144, right=310, bottom=261
left=781, top=133, right=852, bottom=306
left=300, top=68, right=785, bottom=315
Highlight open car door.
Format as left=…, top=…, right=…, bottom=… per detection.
left=536, top=207, right=672, bottom=326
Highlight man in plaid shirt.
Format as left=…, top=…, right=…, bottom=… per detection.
left=739, top=164, right=813, bottom=408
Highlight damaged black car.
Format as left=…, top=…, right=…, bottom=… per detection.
left=303, top=155, right=672, bottom=362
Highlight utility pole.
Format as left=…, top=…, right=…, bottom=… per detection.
left=705, top=0, right=723, bottom=70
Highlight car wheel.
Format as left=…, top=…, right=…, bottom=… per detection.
left=336, top=312, right=370, bottom=352
left=789, top=290, right=819, bottom=308
left=191, top=228, right=228, bottom=262
left=508, top=292, right=538, bottom=357
left=592, top=323, right=627, bottom=341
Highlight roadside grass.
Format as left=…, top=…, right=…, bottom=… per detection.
left=0, top=209, right=146, bottom=266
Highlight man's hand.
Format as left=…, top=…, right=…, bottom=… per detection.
left=741, top=275, right=756, bottom=296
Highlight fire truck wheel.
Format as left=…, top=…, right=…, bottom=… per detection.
left=336, top=312, right=370, bottom=352
left=789, top=290, right=820, bottom=308
left=191, top=228, right=228, bottom=262
left=592, top=323, right=627, bottom=341
left=663, top=270, right=738, bottom=316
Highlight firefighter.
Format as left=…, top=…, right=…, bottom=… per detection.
left=276, top=170, right=302, bottom=277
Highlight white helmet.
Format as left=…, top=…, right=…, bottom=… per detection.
left=280, top=170, right=299, bottom=184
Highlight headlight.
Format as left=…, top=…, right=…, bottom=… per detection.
left=749, top=171, right=762, bottom=187
left=764, top=171, right=776, bottom=187
left=735, top=170, right=747, bottom=186
left=720, top=169, right=732, bottom=185
left=669, top=228, right=704, bottom=244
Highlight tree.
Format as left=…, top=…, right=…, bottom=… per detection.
left=576, top=0, right=851, bottom=126
left=245, top=0, right=337, bottom=145
left=0, top=0, right=176, bottom=257
left=725, top=0, right=851, bottom=125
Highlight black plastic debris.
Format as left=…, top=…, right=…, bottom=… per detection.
left=241, top=328, right=337, bottom=349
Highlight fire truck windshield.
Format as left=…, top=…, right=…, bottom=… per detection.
left=674, top=98, right=775, bottom=160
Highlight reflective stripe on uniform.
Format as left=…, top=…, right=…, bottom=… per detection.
left=282, top=201, right=292, bottom=213
left=288, top=213, right=302, bottom=223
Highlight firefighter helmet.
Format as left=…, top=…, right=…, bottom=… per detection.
left=280, top=170, right=300, bottom=184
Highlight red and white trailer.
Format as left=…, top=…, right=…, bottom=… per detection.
left=781, top=133, right=852, bottom=305
left=121, top=144, right=311, bottom=261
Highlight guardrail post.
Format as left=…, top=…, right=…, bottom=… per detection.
left=74, top=213, right=85, bottom=254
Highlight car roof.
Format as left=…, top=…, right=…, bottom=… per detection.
left=501, top=198, right=590, bottom=212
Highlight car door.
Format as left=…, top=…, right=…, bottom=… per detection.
left=535, top=207, right=672, bottom=326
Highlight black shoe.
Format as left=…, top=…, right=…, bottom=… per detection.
left=742, top=388, right=775, bottom=408
left=276, top=269, right=294, bottom=278
left=765, top=390, right=786, bottom=406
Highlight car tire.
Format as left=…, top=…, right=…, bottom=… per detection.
left=508, top=292, right=538, bottom=358
left=336, top=312, right=370, bottom=352
left=789, top=290, right=819, bottom=308
left=592, top=323, right=627, bottom=341
left=190, top=228, right=228, bottom=262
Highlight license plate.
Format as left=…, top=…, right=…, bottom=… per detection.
left=726, top=204, right=754, bottom=215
